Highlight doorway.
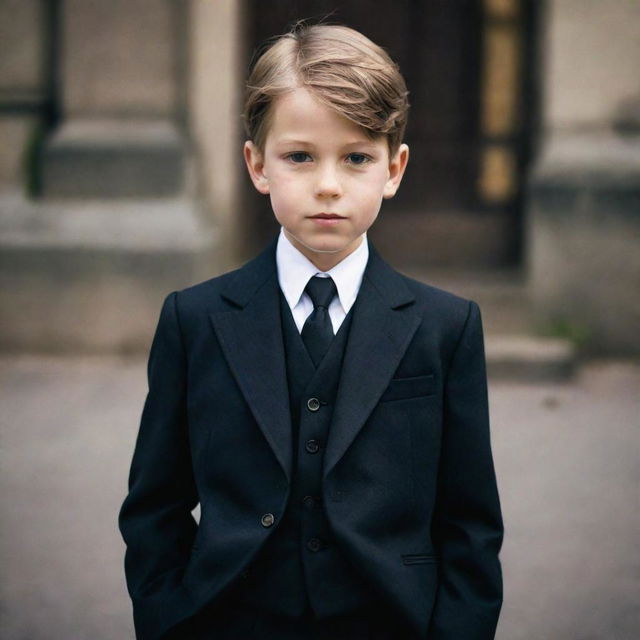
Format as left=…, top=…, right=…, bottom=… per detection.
left=240, top=0, right=538, bottom=268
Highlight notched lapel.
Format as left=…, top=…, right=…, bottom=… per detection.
left=209, top=243, right=292, bottom=483
left=324, top=251, right=421, bottom=479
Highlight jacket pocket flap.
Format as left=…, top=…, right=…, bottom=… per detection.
left=401, top=553, right=437, bottom=565
left=380, top=374, right=435, bottom=403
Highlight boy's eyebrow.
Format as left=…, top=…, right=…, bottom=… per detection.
left=275, top=139, right=316, bottom=147
left=275, top=138, right=381, bottom=150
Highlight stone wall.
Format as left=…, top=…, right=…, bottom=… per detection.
left=0, top=1, right=219, bottom=353
left=543, top=0, right=640, bottom=132
left=0, top=0, right=45, bottom=188
left=527, top=0, right=640, bottom=354
left=189, top=0, right=243, bottom=266
left=62, top=0, right=178, bottom=118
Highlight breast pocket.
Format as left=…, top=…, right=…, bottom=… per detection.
left=379, top=374, right=435, bottom=403
left=401, top=553, right=438, bottom=565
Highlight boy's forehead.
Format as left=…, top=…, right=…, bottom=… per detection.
left=266, top=88, right=381, bottom=147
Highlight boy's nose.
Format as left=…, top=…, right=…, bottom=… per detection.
left=314, top=165, right=343, bottom=198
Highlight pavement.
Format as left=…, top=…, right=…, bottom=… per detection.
left=1, top=355, right=639, bottom=639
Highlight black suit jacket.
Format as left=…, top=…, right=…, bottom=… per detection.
left=119, top=238, right=503, bottom=640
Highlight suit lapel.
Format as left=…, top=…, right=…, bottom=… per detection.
left=324, top=244, right=421, bottom=479
left=208, top=238, right=421, bottom=484
left=209, top=240, right=293, bottom=483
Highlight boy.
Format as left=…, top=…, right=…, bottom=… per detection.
left=119, top=23, right=503, bottom=640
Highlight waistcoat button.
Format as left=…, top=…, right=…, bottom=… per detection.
left=307, top=397, right=321, bottom=412
left=302, top=495, right=317, bottom=509
left=260, top=513, right=275, bottom=527
left=307, top=537, right=323, bottom=552
left=305, top=439, right=320, bottom=454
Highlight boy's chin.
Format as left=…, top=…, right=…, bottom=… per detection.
left=294, top=235, right=364, bottom=257
left=292, top=238, right=365, bottom=271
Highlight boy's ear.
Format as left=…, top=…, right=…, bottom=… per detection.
left=383, top=143, right=409, bottom=199
left=244, top=140, right=270, bottom=195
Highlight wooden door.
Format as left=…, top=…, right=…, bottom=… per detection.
left=240, top=0, right=537, bottom=268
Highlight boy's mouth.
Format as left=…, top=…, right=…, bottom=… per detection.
left=309, top=213, right=346, bottom=226
left=310, top=213, right=345, bottom=219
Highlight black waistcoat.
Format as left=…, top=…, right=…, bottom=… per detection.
left=232, top=292, right=378, bottom=618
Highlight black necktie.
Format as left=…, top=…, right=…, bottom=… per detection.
left=301, top=276, right=337, bottom=367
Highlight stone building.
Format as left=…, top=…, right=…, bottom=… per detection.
left=1, top=0, right=638, bottom=356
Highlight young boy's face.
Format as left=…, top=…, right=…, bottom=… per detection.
left=244, top=87, right=409, bottom=270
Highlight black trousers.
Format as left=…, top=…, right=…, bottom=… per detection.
left=167, top=595, right=419, bottom=640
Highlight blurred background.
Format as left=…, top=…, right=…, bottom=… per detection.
left=1, top=1, right=638, bottom=638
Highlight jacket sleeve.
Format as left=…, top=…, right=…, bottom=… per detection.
left=429, top=300, right=504, bottom=639
left=118, top=291, right=198, bottom=638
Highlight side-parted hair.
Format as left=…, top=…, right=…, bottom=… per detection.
left=243, top=23, right=410, bottom=155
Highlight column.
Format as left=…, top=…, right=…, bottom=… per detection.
left=526, top=0, right=640, bottom=354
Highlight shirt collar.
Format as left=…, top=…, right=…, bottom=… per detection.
left=276, top=227, right=369, bottom=314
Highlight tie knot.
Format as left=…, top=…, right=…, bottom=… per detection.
left=305, top=276, right=337, bottom=309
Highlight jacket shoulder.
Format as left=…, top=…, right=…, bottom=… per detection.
left=172, top=240, right=277, bottom=316
left=398, top=271, right=476, bottom=320
left=178, top=267, right=241, bottom=302
left=160, top=263, right=251, bottom=326
left=396, top=272, right=483, bottom=361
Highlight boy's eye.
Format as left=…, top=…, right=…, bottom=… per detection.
left=287, top=152, right=312, bottom=163
left=346, top=153, right=370, bottom=165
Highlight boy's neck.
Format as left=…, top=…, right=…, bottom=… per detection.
left=283, top=230, right=365, bottom=272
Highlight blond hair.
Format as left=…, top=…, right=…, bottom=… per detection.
left=243, top=23, right=410, bottom=154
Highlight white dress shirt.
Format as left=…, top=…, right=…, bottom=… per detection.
left=276, top=227, right=369, bottom=334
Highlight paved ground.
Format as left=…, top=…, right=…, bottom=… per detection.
left=1, top=355, right=639, bottom=639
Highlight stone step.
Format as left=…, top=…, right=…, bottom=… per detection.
left=0, top=192, right=218, bottom=353
left=405, top=268, right=577, bottom=381
left=40, top=119, right=187, bottom=199
left=485, top=334, right=577, bottom=382
left=405, top=266, right=532, bottom=336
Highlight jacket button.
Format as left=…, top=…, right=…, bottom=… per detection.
left=303, top=495, right=317, bottom=509
left=307, top=397, right=321, bottom=412
left=260, top=513, right=275, bottom=527
left=307, top=537, right=324, bottom=552
left=305, top=439, right=320, bottom=454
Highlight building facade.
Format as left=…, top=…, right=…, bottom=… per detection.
left=1, top=0, right=638, bottom=353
